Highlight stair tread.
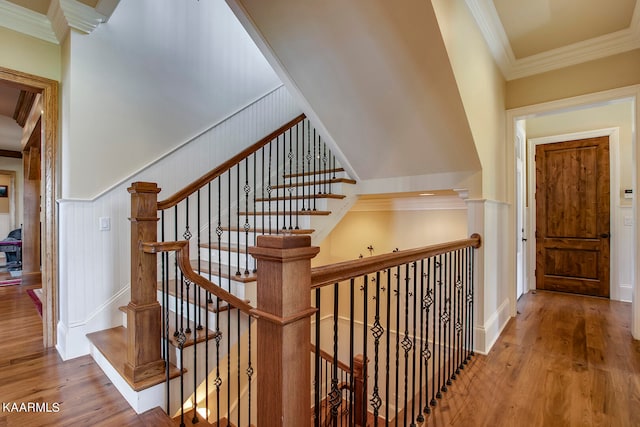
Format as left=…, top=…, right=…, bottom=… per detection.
left=255, top=193, right=345, bottom=202
left=284, top=167, right=345, bottom=179
left=239, top=210, right=331, bottom=216
left=190, top=259, right=257, bottom=283
left=86, top=326, right=181, bottom=392
left=271, top=177, right=356, bottom=189
left=139, top=407, right=176, bottom=426
left=214, top=226, right=314, bottom=234
left=175, top=410, right=236, bottom=427
left=165, top=308, right=220, bottom=348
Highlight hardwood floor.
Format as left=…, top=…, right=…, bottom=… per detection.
left=0, top=283, right=174, bottom=427
left=2, top=283, right=640, bottom=426
left=423, top=290, right=640, bottom=427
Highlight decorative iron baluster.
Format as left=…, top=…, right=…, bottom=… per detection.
left=447, top=252, right=453, bottom=388
left=349, top=277, right=355, bottom=427
left=385, top=268, right=392, bottom=424
left=423, top=257, right=433, bottom=416
left=362, top=274, right=369, bottom=426
left=371, top=271, right=383, bottom=425
left=247, top=314, right=253, bottom=426
left=441, top=253, right=449, bottom=393
left=330, top=283, right=340, bottom=424
left=469, top=246, right=475, bottom=359
left=287, top=128, right=293, bottom=230
left=402, top=264, right=412, bottom=426
left=295, top=122, right=300, bottom=229
left=236, top=308, right=241, bottom=427
left=267, top=143, right=273, bottom=234
left=435, top=254, right=443, bottom=400
left=313, top=129, right=317, bottom=211
left=244, top=156, right=250, bottom=275
left=236, top=164, right=241, bottom=276
left=411, top=261, right=418, bottom=427
left=253, top=151, right=257, bottom=273
left=177, top=330, right=186, bottom=427
left=174, top=205, right=179, bottom=338
left=394, top=265, right=401, bottom=420
left=314, top=288, right=321, bottom=427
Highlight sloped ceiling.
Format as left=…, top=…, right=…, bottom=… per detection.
left=228, top=0, right=481, bottom=182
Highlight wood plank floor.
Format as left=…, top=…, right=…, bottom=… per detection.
left=0, top=283, right=174, bottom=427
left=422, top=290, right=640, bottom=427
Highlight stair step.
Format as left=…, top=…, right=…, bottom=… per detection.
left=271, top=177, right=356, bottom=189
left=86, top=326, right=181, bottom=391
left=284, top=167, right=345, bottom=179
left=175, top=410, right=237, bottom=427
left=215, top=226, right=314, bottom=234
left=166, top=308, right=220, bottom=348
left=190, top=259, right=257, bottom=283
left=139, top=407, right=176, bottom=426
left=239, top=210, right=331, bottom=216
left=255, top=193, right=345, bottom=202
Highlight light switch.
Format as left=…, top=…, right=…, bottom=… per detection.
left=624, top=216, right=633, bottom=227
left=99, top=216, right=111, bottom=231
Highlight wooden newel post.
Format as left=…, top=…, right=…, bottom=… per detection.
left=248, top=235, right=320, bottom=427
left=353, top=354, right=368, bottom=427
left=125, top=182, right=164, bottom=383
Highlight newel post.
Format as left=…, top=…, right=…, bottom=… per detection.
left=125, top=182, right=164, bottom=383
left=248, top=235, right=320, bottom=427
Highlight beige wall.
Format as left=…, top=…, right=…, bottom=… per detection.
left=431, top=0, right=507, bottom=201
left=507, top=49, right=640, bottom=109
left=526, top=101, right=634, bottom=206
left=314, top=208, right=468, bottom=266
left=0, top=27, right=61, bottom=81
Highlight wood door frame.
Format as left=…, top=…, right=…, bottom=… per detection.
left=0, top=66, right=58, bottom=348
left=528, top=129, right=618, bottom=297
left=507, top=85, right=640, bottom=340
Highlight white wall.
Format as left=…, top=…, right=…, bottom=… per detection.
left=62, top=0, right=281, bottom=199
left=57, top=86, right=301, bottom=360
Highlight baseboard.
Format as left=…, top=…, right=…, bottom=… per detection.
left=89, top=341, right=166, bottom=414
left=474, top=298, right=511, bottom=355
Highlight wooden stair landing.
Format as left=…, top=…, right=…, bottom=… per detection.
left=86, top=326, right=181, bottom=392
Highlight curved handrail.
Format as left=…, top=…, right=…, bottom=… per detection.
left=157, top=114, right=306, bottom=211
left=142, top=240, right=254, bottom=315
left=310, top=234, right=481, bottom=289
left=310, top=343, right=351, bottom=373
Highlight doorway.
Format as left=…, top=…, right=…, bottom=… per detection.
left=0, top=66, right=58, bottom=348
left=534, top=136, right=610, bottom=297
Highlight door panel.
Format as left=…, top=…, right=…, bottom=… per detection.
left=535, top=137, right=610, bottom=297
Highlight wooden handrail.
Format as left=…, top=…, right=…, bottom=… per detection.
left=310, top=234, right=481, bottom=289
left=157, top=114, right=306, bottom=210
left=310, top=343, right=351, bottom=373
left=141, top=240, right=254, bottom=315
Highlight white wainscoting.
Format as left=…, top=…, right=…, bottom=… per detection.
left=56, top=86, right=302, bottom=360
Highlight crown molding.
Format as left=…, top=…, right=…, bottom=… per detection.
left=351, top=195, right=467, bottom=212
left=59, top=0, right=108, bottom=34
left=466, top=0, right=640, bottom=81
left=0, top=0, right=58, bottom=44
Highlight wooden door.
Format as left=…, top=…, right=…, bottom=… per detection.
left=535, top=136, right=610, bottom=297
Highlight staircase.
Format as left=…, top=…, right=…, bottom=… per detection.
left=86, top=114, right=358, bottom=425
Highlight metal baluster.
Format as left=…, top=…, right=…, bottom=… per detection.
left=276, top=134, right=280, bottom=231
left=295, top=123, right=300, bottom=229
left=236, top=164, right=241, bottom=276
left=244, top=158, right=250, bottom=275
left=287, top=128, right=293, bottom=230
left=394, top=265, right=400, bottom=421
left=362, top=275, right=368, bottom=426
left=423, top=257, right=432, bottom=416
left=453, top=250, right=460, bottom=380
left=177, top=330, right=186, bottom=427
left=305, top=122, right=311, bottom=212
left=205, top=182, right=211, bottom=418
left=469, top=247, right=475, bottom=359
left=322, top=140, right=328, bottom=195
left=313, top=129, right=317, bottom=211
left=253, top=151, right=257, bottom=273
left=174, top=206, right=179, bottom=337
left=267, top=143, right=273, bottom=234
left=430, top=255, right=438, bottom=407
left=385, top=268, right=391, bottom=425
left=371, top=271, right=383, bottom=426
left=446, top=252, right=453, bottom=388
left=442, top=253, right=449, bottom=393
left=314, top=288, right=321, bottom=427
left=237, top=309, right=241, bottom=427
left=402, top=264, right=411, bottom=426
left=330, top=283, right=340, bottom=425
left=349, top=277, right=355, bottom=427
left=411, top=261, right=418, bottom=427
left=436, top=254, right=443, bottom=400
left=247, top=315, right=253, bottom=426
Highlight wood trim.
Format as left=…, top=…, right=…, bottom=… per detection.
left=13, top=90, right=37, bottom=127
left=0, top=150, right=22, bottom=159
left=311, top=234, right=482, bottom=289
left=157, top=114, right=306, bottom=210
left=141, top=240, right=254, bottom=315
left=0, top=66, right=58, bottom=349
left=310, top=344, right=351, bottom=373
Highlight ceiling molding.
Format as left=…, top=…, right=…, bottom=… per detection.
left=59, top=0, right=108, bottom=34
left=351, top=195, right=467, bottom=212
left=466, top=0, right=640, bottom=81
left=0, top=0, right=58, bottom=44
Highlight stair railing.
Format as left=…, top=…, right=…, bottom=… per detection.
left=309, top=234, right=482, bottom=426
left=127, top=114, right=352, bottom=426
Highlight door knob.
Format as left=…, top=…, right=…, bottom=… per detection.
left=600, top=232, right=610, bottom=238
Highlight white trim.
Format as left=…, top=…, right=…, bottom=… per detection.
left=350, top=195, right=467, bottom=212
left=527, top=128, right=621, bottom=300
left=475, top=298, right=510, bottom=355
left=59, top=0, right=107, bottom=34
left=68, top=285, right=129, bottom=328
left=506, top=84, right=639, bottom=339
left=466, top=0, right=640, bottom=80
left=0, top=0, right=58, bottom=44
